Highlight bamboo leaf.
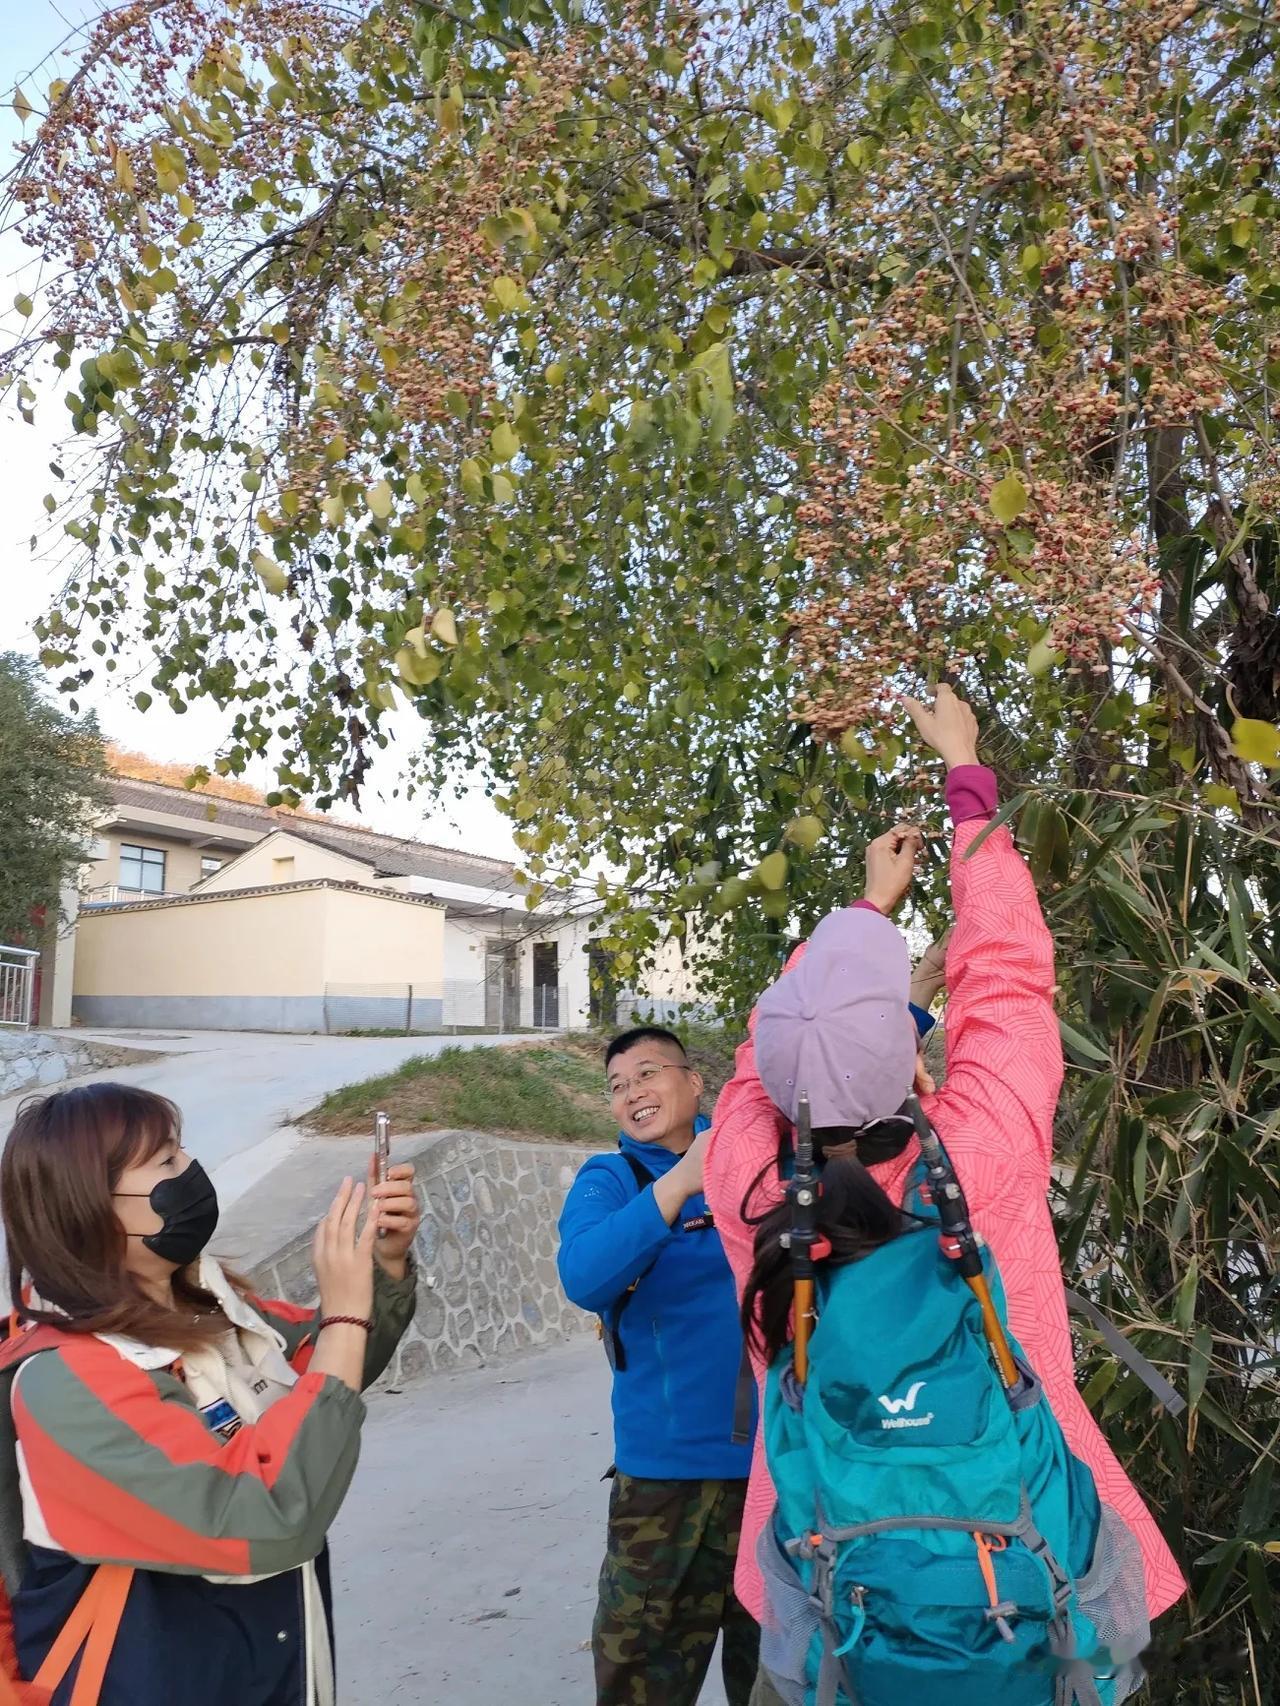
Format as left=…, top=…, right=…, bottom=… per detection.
left=1059, top=1017, right=1111, bottom=1065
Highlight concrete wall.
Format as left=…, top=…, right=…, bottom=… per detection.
left=37, top=882, right=80, bottom=1029
left=248, top=1130, right=597, bottom=1383
left=72, top=884, right=446, bottom=1033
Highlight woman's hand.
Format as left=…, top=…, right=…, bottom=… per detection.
left=312, top=1178, right=378, bottom=1322
left=864, top=824, right=923, bottom=915
left=900, top=683, right=980, bottom=770
left=368, top=1159, right=420, bottom=1280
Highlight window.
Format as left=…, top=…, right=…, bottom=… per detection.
left=119, top=844, right=166, bottom=894
left=200, top=856, right=223, bottom=879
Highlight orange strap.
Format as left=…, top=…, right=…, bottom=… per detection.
left=972, top=1531, right=1007, bottom=1612
left=31, top=1564, right=133, bottom=1705
left=0, top=1664, right=25, bottom=1706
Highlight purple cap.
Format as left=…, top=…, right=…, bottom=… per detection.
left=755, top=906, right=917, bottom=1130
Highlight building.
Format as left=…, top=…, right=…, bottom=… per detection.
left=64, top=767, right=704, bottom=1034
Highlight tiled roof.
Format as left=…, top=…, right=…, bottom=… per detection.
left=106, top=776, right=519, bottom=888
left=80, top=878, right=446, bottom=915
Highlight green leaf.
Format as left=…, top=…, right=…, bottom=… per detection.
left=366, top=480, right=394, bottom=520
left=1059, top=1018, right=1111, bottom=1065
left=1026, top=639, right=1060, bottom=677
left=1231, top=717, right=1280, bottom=766
left=755, top=850, right=788, bottom=891
left=784, top=814, right=825, bottom=852
left=491, top=275, right=523, bottom=312
left=1175, top=1257, right=1199, bottom=1332
left=990, top=473, right=1029, bottom=524
left=252, top=551, right=288, bottom=596
left=491, top=421, right=519, bottom=462
left=960, top=790, right=1029, bottom=860
left=13, top=293, right=33, bottom=318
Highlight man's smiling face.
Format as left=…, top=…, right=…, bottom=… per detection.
left=606, top=1036, right=704, bottom=1153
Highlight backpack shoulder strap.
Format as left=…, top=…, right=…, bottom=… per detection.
left=618, top=1151, right=652, bottom=1192
left=598, top=1151, right=662, bottom=1374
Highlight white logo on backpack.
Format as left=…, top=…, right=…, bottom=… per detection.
left=877, top=1380, right=926, bottom=1414
left=876, top=1381, right=934, bottom=1428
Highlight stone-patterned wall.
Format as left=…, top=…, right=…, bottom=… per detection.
left=250, top=1130, right=598, bottom=1385
left=0, top=1032, right=143, bottom=1099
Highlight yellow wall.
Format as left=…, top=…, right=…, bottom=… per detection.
left=319, top=887, right=444, bottom=987
left=74, top=884, right=445, bottom=999
left=196, top=833, right=367, bottom=893
left=76, top=886, right=329, bottom=998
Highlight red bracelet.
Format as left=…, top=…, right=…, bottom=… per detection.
left=319, top=1315, right=372, bottom=1333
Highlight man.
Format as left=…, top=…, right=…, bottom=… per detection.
left=558, top=1026, right=758, bottom=1706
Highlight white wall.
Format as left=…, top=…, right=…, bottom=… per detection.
left=442, top=916, right=489, bottom=985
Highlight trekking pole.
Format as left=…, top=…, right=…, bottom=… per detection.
left=787, top=1091, right=819, bottom=1384
left=903, top=1095, right=1021, bottom=1391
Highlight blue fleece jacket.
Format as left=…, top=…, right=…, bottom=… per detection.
left=557, top=1116, right=756, bottom=1481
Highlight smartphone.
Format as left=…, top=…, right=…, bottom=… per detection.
left=374, top=1111, right=390, bottom=1186
left=374, top=1112, right=390, bottom=1238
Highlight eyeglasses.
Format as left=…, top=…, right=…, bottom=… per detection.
left=606, top=1062, right=693, bottom=1102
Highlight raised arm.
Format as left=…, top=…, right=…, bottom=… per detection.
left=705, top=827, right=923, bottom=1297
left=903, top=689, right=1063, bottom=1186
left=557, top=1156, right=675, bottom=1313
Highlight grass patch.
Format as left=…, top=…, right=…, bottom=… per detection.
left=305, top=1023, right=743, bottom=1146
left=304, top=1044, right=619, bottom=1145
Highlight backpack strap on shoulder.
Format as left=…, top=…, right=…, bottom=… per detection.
left=598, top=1151, right=660, bottom=1374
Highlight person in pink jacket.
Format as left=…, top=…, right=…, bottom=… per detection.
left=703, top=686, right=1185, bottom=1700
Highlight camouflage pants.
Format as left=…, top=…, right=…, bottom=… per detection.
left=593, top=1473, right=759, bottom=1706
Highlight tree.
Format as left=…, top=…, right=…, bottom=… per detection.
left=3, top=2, right=1279, bottom=1692
left=0, top=654, right=107, bottom=945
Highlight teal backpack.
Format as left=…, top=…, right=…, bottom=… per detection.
left=757, top=1147, right=1156, bottom=1706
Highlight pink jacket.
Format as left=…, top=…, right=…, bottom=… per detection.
left=703, top=808, right=1186, bottom=1626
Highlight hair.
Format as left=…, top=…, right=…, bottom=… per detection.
left=740, top=1134, right=908, bottom=1365
left=2, top=1082, right=236, bottom=1354
left=604, top=1025, right=688, bottom=1069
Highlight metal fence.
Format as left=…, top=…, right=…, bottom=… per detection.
left=0, top=945, right=39, bottom=1030
left=320, top=979, right=569, bottom=1036
left=82, top=885, right=178, bottom=907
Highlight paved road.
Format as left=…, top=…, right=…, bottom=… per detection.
left=332, top=1335, right=734, bottom=1706
left=0, top=1029, right=510, bottom=1205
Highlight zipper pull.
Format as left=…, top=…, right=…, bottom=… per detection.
left=834, top=1585, right=867, bottom=1657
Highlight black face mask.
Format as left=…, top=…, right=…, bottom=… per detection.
left=117, top=1159, right=220, bottom=1267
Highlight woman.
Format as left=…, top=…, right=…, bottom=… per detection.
left=0, top=1081, right=419, bottom=1706
left=703, top=686, right=1185, bottom=1703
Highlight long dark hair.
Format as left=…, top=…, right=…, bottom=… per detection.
left=740, top=1140, right=906, bottom=1364
left=3, top=1082, right=234, bottom=1353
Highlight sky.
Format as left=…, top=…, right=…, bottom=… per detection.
left=0, top=1, right=517, bottom=856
